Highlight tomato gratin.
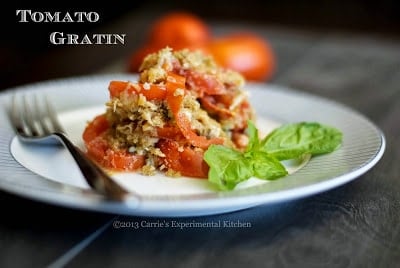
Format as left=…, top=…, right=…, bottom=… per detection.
left=83, top=47, right=255, bottom=178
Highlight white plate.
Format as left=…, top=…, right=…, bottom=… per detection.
left=0, top=74, right=385, bottom=217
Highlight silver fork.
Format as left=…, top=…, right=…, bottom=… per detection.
left=9, top=94, right=130, bottom=201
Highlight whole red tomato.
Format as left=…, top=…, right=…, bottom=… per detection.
left=148, top=12, right=210, bottom=49
left=128, top=12, right=211, bottom=72
left=207, top=33, right=275, bottom=81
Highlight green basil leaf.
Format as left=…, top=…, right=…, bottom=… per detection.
left=260, top=122, right=343, bottom=160
left=204, top=121, right=342, bottom=191
left=245, top=120, right=260, bottom=153
left=204, top=145, right=253, bottom=191
left=251, top=151, right=288, bottom=180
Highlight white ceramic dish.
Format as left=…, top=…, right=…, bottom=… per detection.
left=0, top=74, right=385, bottom=217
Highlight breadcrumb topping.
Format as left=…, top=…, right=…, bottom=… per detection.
left=97, top=47, right=254, bottom=175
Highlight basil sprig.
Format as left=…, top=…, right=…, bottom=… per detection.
left=204, top=121, right=342, bottom=191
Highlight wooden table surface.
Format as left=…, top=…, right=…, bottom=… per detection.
left=1, top=4, right=400, bottom=268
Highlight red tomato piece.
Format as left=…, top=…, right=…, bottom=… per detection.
left=185, top=70, right=226, bottom=97
left=83, top=114, right=145, bottom=171
left=82, top=114, right=109, bottom=143
left=158, top=139, right=209, bottom=178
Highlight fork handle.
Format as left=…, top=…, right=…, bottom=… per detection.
left=53, top=132, right=128, bottom=201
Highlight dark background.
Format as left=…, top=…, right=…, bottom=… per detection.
left=2, top=0, right=399, bottom=91
left=1, top=3, right=400, bottom=267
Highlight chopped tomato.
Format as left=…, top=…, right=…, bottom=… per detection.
left=165, top=73, right=224, bottom=149
left=84, top=135, right=109, bottom=163
left=156, top=126, right=185, bottom=141
left=158, top=139, right=209, bottom=178
left=103, top=148, right=145, bottom=171
left=200, top=95, right=234, bottom=118
left=108, top=80, right=166, bottom=100
left=82, top=114, right=109, bottom=142
left=83, top=115, right=145, bottom=171
left=84, top=134, right=145, bottom=171
left=175, top=113, right=224, bottom=149
left=185, top=70, right=226, bottom=97
left=165, top=73, right=186, bottom=114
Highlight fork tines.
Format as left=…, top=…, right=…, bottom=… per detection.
left=10, top=94, right=65, bottom=138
